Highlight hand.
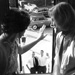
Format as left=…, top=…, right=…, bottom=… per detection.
left=37, top=25, right=47, bottom=40
left=39, top=24, right=46, bottom=32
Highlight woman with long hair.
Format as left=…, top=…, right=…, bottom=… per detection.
left=49, top=2, right=75, bottom=75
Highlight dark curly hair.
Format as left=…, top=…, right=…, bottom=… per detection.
left=1, top=8, right=30, bottom=34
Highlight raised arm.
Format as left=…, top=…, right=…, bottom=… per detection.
left=18, top=25, right=47, bottom=54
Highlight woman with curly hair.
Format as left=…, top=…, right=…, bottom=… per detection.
left=0, top=8, right=46, bottom=75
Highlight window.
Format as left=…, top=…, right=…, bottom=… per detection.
left=17, top=27, right=53, bottom=74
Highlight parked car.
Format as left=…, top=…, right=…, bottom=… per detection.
left=28, top=13, right=51, bottom=30
left=31, top=7, right=49, bottom=18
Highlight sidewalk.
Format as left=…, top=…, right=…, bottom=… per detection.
left=24, top=29, right=52, bottom=42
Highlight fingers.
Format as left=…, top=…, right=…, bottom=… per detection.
left=39, top=25, right=46, bottom=33
left=37, top=25, right=47, bottom=40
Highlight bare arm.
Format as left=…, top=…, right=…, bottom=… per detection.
left=18, top=25, right=47, bottom=54
left=18, top=38, right=45, bottom=54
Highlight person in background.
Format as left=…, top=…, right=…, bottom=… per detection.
left=0, top=8, right=47, bottom=75
left=38, top=50, right=49, bottom=73
left=46, top=53, right=51, bottom=73
left=26, top=51, right=39, bottom=74
left=48, top=2, right=75, bottom=75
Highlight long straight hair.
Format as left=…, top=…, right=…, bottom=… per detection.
left=50, top=2, right=75, bottom=37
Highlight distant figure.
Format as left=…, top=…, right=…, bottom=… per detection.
left=38, top=50, right=49, bottom=73
left=26, top=52, right=39, bottom=74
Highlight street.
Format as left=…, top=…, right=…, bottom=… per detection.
left=18, top=27, right=53, bottom=74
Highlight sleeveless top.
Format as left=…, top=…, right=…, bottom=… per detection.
left=56, top=32, right=75, bottom=75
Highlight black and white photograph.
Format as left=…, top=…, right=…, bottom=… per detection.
left=0, top=0, right=75, bottom=75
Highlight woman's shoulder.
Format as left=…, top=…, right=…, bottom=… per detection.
left=0, top=33, right=9, bottom=46
left=0, top=33, right=7, bottom=42
left=0, top=34, right=11, bottom=55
